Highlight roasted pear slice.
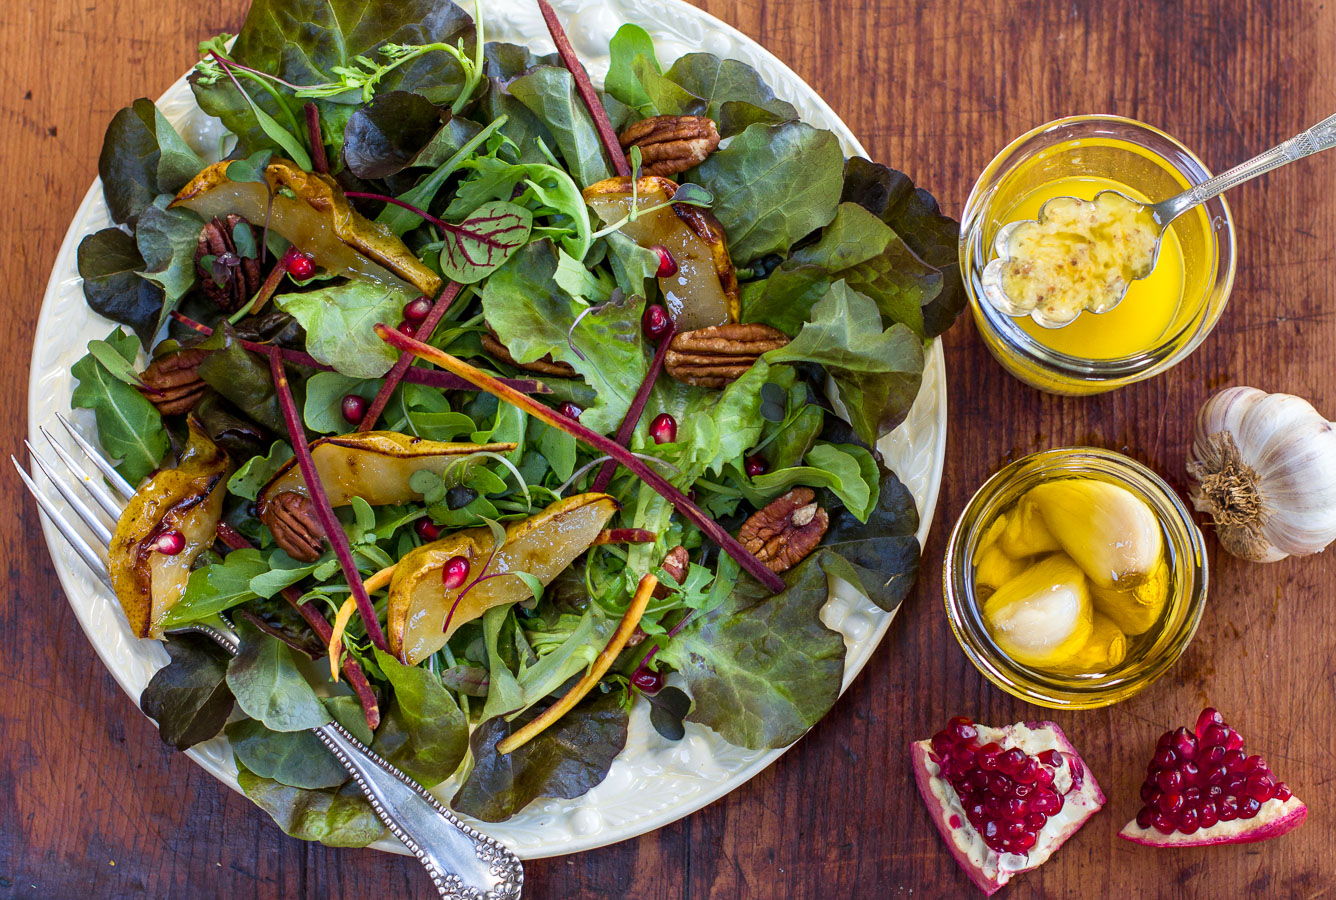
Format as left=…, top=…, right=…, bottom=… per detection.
left=108, top=420, right=231, bottom=638
left=172, top=159, right=442, bottom=298
left=257, top=431, right=517, bottom=511
left=584, top=175, right=739, bottom=330
left=388, top=493, right=619, bottom=664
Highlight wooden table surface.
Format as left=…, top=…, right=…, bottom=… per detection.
left=4, top=0, right=1332, bottom=896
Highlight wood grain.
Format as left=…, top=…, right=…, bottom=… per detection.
left=3, top=0, right=1333, bottom=897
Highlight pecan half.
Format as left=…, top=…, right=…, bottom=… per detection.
left=664, top=323, right=790, bottom=388
left=619, top=115, right=721, bottom=176
left=263, top=491, right=325, bottom=562
left=480, top=331, right=577, bottom=378
left=196, top=215, right=264, bottom=313
left=651, top=545, right=690, bottom=600
left=739, top=488, right=829, bottom=574
left=137, top=347, right=211, bottom=416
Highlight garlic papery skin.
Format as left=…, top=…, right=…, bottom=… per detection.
left=1188, top=387, right=1336, bottom=562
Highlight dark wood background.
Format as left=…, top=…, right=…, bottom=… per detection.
left=4, top=0, right=1332, bottom=897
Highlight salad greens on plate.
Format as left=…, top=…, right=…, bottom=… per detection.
left=71, top=0, right=962, bottom=844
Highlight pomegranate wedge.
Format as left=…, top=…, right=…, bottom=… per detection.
left=911, top=718, right=1104, bottom=896
left=1119, top=707, right=1307, bottom=846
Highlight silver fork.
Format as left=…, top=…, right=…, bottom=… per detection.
left=17, top=414, right=524, bottom=900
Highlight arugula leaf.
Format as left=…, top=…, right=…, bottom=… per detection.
left=160, top=548, right=268, bottom=629
left=276, top=278, right=415, bottom=378
left=435, top=200, right=533, bottom=284
left=140, top=633, right=235, bottom=751
left=86, top=340, right=145, bottom=388
left=238, top=763, right=384, bottom=847
left=818, top=461, right=921, bottom=612
left=78, top=228, right=166, bottom=351
left=659, top=549, right=846, bottom=749
left=226, top=717, right=349, bottom=790
left=694, top=122, right=843, bottom=265
left=765, top=281, right=924, bottom=445
left=228, top=440, right=293, bottom=500
left=226, top=620, right=332, bottom=732
left=482, top=241, right=647, bottom=434
left=341, top=90, right=445, bottom=179
left=663, top=54, right=798, bottom=136
left=136, top=203, right=205, bottom=333
left=71, top=330, right=168, bottom=484
left=370, top=649, right=469, bottom=787
left=507, top=66, right=612, bottom=188
left=451, top=688, right=629, bottom=822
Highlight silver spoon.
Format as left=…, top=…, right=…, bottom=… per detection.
left=983, top=110, right=1336, bottom=329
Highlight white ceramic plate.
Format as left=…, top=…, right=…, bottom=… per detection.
left=28, top=0, right=947, bottom=860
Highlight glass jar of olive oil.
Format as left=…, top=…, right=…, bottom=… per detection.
left=944, top=448, right=1208, bottom=709
left=960, top=116, right=1237, bottom=395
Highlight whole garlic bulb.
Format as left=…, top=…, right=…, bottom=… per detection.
left=1188, top=387, right=1336, bottom=561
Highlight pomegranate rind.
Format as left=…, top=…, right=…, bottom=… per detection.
left=910, top=721, right=1105, bottom=896
left=1118, top=796, right=1307, bottom=847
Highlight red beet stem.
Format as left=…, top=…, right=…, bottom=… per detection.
left=267, top=350, right=391, bottom=651
left=358, top=282, right=464, bottom=432
left=304, top=102, right=330, bottom=175
left=215, top=521, right=380, bottom=729
left=537, top=0, right=631, bottom=177
left=591, top=322, right=676, bottom=492
left=169, top=311, right=548, bottom=395
left=375, top=323, right=785, bottom=594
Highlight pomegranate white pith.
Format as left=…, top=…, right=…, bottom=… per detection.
left=911, top=719, right=1104, bottom=896
left=1118, top=708, right=1308, bottom=847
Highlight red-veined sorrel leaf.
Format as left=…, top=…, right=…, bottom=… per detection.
left=437, top=201, right=533, bottom=285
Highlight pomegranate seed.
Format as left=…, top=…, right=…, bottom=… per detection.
left=931, top=731, right=953, bottom=757
left=1136, top=806, right=1155, bottom=829
left=1219, top=797, right=1240, bottom=821
left=1275, top=782, right=1293, bottom=802
left=1004, top=819, right=1025, bottom=838
left=744, top=454, right=768, bottom=477
left=1225, top=774, right=1247, bottom=794
left=1002, top=797, right=1028, bottom=820
left=1198, top=802, right=1219, bottom=829
left=976, top=743, right=1003, bottom=770
left=1012, top=783, right=1032, bottom=799
left=1226, top=730, right=1245, bottom=751
left=1239, top=797, right=1262, bottom=819
left=414, top=518, right=440, bottom=541
left=1201, top=723, right=1229, bottom=747
left=988, top=774, right=1010, bottom=796
left=650, top=244, right=678, bottom=277
left=1034, top=767, right=1055, bottom=788
left=1152, top=747, right=1177, bottom=769
left=1245, top=772, right=1276, bottom=801
left=1204, top=766, right=1226, bottom=786
left=1203, top=745, right=1226, bottom=767
left=341, top=393, right=367, bottom=424
left=1184, top=786, right=1201, bottom=803
left=441, top=555, right=470, bottom=590
left=1222, top=750, right=1246, bottom=772
left=1180, top=761, right=1200, bottom=785
left=1243, top=754, right=1266, bottom=772
left=1155, top=730, right=1175, bottom=750
left=970, top=769, right=990, bottom=790
left=650, top=413, right=678, bottom=444
left=966, top=802, right=986, bottom=824
left=285, top=251, right=315, bottom=280
left=982, top=820, right=1001, bottom=843
left=1037, top=749, right=1063, bottom=768
left=641, top=304, right=671, bottom=341
left=1025, top=811, right=1047, bottom=830
left=1014, top=760, right=1041, bottom=784
left=1176, top=808, right=1200, bottom=834
left=1152, top=812, right=1176, bottom=835
left=1010, top=832, right=1037, bottom=852
left=1140, top=782, right=1158, bottom=803
left=1207, top=785, right=1224, bottom=799
left=403, top=297, right=433, bottom=323
left=998, top=749, right=1027, bottom=775
left=558, top=401, right=583, bottom=420
left=950, top=745, right=976, bottom=771
left=154, top=530, right=185, bottom=555
left=1155, top=769, right=1183, bottom=794
left=397, top=319, right=418, bottom=338
left=1195, top=708, right=1224, bottom=738
left=1156, top=792, right=1184, bottom=814
left=1173, top=727, right=1198, bottom=760
left=632, top=669, right=665, bottom=693
left=1030, top=788, right=1063, bottom=816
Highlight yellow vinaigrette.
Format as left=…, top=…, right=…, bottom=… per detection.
left=973, top=477, right=1171, bottom=674
left=1005, top=177, right=1186, bottom=359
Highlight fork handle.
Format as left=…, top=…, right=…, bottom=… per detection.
left=312, top=721, right=523, bottom=899
left=1159, top=110, right=1336, bottom=222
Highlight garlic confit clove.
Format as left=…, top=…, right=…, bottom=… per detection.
left=1189, top=387, right=1336, bottom=562
left=1092, top=558, right=1170, bottom=635
left=1046, top=613, right=1128, bottom=674
left=1026, top=478, right=1163, bottom=589
left=998, top=494, right=1061, bottom=559
left=983, top=553, right=1094, bottom=668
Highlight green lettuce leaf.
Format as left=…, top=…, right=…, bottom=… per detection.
left=663, top=53, right=798, bottom=136
left=765, top=281, right=924, bottom=445
left=451, top=689, right=629, bottom=822
left=140, top=633, right=235, bottom=751
left=276, top=277, right=415, bottom=379
left=238, top=763, right=384, bottom=847
left=97, top=98, right=200, bottom=225
left=136, top=202, right=204, bottom=332
left=342, top=90, right=446, bottom=179
left=71, top=329, right=168, bottom=484
left=743, top=441, right=879, bottom=522
left=196, top=325, right=287, bottom=433
left=371, top=649, right=469, bottom=787
left=604, top=24, right=660, bottom=112
left=226, top=620, right=332, bottom=733
left=160, top=548, right=268, bottom=629
left=818, top=460, right=921, bottom=612
left=694, top=122, right=843, bottom=265
left=507, top=66, right=612, bottom=189
left=226, top=717, right=349, bottom=790
left=77, top=228, right=166, bottom=351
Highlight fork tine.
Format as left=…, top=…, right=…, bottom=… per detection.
left=14, top=458, right=114, bottom=591
left=26, top=440, right=114, bottom=547
left=56, top=412, right=134, bottom=500
left=40, top=426, right=125, bottom=518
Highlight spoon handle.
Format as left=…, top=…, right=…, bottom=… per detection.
left=1158, top=111, right=1336, bottom=223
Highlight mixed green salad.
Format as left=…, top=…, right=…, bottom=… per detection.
left=71, top=0, right=963, bottom=844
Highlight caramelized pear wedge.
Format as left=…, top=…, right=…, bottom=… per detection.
left=108, top=420, right=231, bottom=638
left=583, top=175, right=739, bottom=330
left=172, top=159, right=442, bottom=297
left=257, top=431, right=517, bottom=511
left=388, top=493, right=619, bottom=664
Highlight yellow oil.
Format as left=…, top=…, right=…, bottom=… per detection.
left=1004, top=176, right=1186, bottom=359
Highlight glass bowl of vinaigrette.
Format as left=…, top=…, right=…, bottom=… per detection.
left=943, top=447, right=1208, bottom=709
left=960, top=116, right=1237, bottom=394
